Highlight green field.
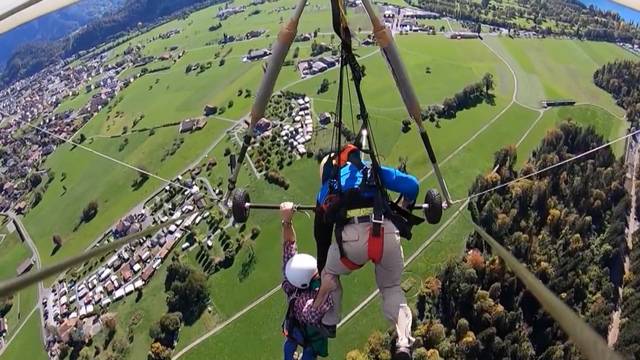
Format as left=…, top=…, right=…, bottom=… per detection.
left=4, top=0, right=636, bottom=358
left=0, top=313, right=47, bottom=360
left=0, top=218, right=39, bottom=341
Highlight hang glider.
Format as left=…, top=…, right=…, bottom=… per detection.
left=0, top=0, right=81, bottom=34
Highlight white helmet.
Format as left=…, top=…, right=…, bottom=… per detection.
left=285, top=254, right=318, bottom=289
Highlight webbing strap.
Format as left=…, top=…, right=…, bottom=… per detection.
left=469, top=218, right=623, bottom=360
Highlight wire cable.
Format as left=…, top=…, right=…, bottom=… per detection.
left=451, top=128, right=640, bottom=204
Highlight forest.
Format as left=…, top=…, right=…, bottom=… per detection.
left=348, top=122, right=630, bottom=359
left=0, top=0, right=224, bottom=85
left=593, top=60, right=640, bottom=128
left=412, top=0, right=640, bottom=44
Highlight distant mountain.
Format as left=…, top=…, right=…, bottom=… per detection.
left=0, top=0, right=126, bottom=68
left=0, top=0, right=220, bottom=87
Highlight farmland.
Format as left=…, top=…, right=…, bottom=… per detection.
left=0, top=0, right=637, bottom=358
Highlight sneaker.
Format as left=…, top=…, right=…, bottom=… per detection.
left=393, top=347, right=411, bottom=360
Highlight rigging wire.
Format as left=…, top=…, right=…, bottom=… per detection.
left=448, top=128, right=640, bottom=205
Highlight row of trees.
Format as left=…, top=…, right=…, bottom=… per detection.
left=351, top=122, right=628, bottom=358
left=423, top=73, right=494, bottom=120
left=413, top=0, right=640, bottom=44
left=593, top=60, right=640, bottom=127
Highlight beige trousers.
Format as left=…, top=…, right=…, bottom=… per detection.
left=322, top=220, right=414, bottom=348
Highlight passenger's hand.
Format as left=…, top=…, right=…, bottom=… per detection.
left=280, top=202, right=295, bottom=222
left=313, top=274, right=338, bottom=309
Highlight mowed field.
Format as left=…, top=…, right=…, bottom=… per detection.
left=3, top=0, right=638, bottom=358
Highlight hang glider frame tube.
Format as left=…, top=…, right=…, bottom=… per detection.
left=359, top=0, right=452, bottom=206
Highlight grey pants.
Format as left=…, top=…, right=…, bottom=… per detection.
left=322, top=220, right=414, bottom=348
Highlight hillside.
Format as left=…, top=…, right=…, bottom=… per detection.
left=0, top=0, right=221, bottom=86
left=0, top=0, right=126, bottom=70
left=348, top=122, right=629, bottom=358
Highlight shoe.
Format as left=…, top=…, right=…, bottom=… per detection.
left=392, top=347, right=411, bottom=360
left=319, top=323, right=336, bottom=338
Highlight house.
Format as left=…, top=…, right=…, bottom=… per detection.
left=312, top=62, right=328, bottom=74
left=14, top=201, right=27, bottom=214
left=362, top=38, right=376, bottom=46
left=179, top=119, right=196, bottom=133
left=318, top=57, right=337, bottom=67
left=244, top=30, right=265, bottom=40
left=203, top=104, right=217, bottom=116
left=120, top=264, right=133, bottom=282
left=246, top=49, right=271, bottom=61
left=319, top=112, right=332, bottom=126
left=541, top=99, right=576, bottom=108
left=179, top=118, right=207, bottom=133
left=141, top=266, right=155, bottom=282
left=255, top=118, right=272, bottom=134
left=16, top=257, right=34, bottom=275
left=448, top=32, right=479, bottom=40
left=57, top=318, right=79, bottom=343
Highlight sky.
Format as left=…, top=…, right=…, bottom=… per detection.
left=581, top=0, right=640, bottom=23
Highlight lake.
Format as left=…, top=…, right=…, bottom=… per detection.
left=581, top=0, right=640, bottom=23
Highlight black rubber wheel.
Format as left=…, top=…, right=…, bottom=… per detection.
left=231, top=188, right=250, bottom=223
left=424, top=189, right=443, bottom=225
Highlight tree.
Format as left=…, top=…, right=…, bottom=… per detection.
left=0, top=297, right=13, bottom=316
left=29, top=173, right=42, bottom=188
left=482, top=73, right=494, bottom=94
left=32, top=191, right=43, bottom=207
left=81, top=201, right=99, bottom=222
left=149, top=342, right=172, bottom=360
left=166, top=270, right=209, bottom=324
left=228, top=100, right=234, bottom=108
left=318, top=78, right=330, bottom=94
left=52, top=234, right=63, bottom=247
left=292, top=46, right=299, bottom=59
left=78, top=347, right=93, bottom=360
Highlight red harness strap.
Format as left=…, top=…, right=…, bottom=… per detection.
left=340, top=255, right=363, bottom=270
left=367, top=224, right=384, bottom=264
left=340, top=224, right=384, bottom=270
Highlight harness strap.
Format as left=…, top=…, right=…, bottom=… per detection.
left=367, top=224, right=384, bottom=264
left=335, top=220, right=385, bottom=270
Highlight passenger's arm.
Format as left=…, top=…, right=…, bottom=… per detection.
left=281, top=202, right=297, bottom=295
left=380, top=166, right=419, bottom=203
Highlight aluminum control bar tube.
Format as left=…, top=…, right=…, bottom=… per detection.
left=224, top=0, right=308, bottom=203
left=359, top=0, right=452, bottom=206
left=244, top=202, right=434, bottom=210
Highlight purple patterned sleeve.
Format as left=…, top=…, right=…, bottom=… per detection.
left=282, top=240, right=297, bottom=296
left=299, top=293, right=334, bottom=325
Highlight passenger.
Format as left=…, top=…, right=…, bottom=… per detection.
left=313, top=145, right=421, bottom=360
left=280, top=202, right=337, bottom=360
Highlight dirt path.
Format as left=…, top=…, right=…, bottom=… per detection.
left=608, top=141, right=638, bottom=346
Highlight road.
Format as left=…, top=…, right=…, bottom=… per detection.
left=0, top=211, right=46, bottom=356
left=608, top=140, right=638, bottom=346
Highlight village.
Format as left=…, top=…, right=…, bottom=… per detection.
left=42, top=174, right=218, bottom=358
